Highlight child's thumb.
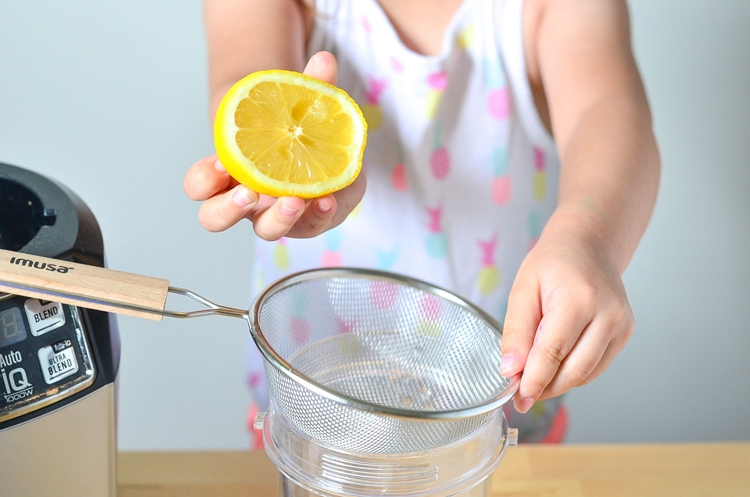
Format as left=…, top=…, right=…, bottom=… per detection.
left=303, top=51, right=339, bottom=86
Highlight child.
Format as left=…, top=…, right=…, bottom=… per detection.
left=185, top=0, right=660, bottom=445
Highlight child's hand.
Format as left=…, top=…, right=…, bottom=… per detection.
left=500, top=218, right=635, bottom=413
left=183, top=51, right=366, bottom=240
left=184, top=156, right=365, bottom=239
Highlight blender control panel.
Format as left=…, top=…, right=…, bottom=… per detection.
left=0, top=294, right=95, bottom=422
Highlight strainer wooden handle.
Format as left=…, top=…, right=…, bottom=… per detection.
left=0, top=248, right=169, bottom=320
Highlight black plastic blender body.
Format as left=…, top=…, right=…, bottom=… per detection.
left=0, top=162, right=120, bottom=497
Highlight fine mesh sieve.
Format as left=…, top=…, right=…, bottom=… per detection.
left=250, top=268, right=519, bottom=454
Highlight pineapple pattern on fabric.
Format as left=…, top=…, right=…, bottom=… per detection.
left=321, top=230, right=344, bottom=267
left=478, top=235, right=501, bottom=295
left=425, top=207, right=449, bottom=258
left=362, top=75, right=387, bottom=131
left=533, top=146, right=547, bottom=201
left=429, top=122, right=451, bottom=180
left=491, top=146, right=511, bottom=205
left=247, top=0, right=564, bottom=442
left=425, top=70, right=448, bottom=119
left=391, top=143, right=409, bottom=191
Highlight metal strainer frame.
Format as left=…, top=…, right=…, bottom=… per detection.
left=249, top=267, right=519, bottom=453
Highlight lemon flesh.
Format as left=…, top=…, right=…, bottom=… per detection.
left=214, top=71, right=367, bottom=198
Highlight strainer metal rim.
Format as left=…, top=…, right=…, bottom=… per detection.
left=249, top=267, right=519, bottom=421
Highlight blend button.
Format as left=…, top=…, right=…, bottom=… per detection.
left=24, top=299, right=65, bottom=336
left=38, top=340, right=78, bottom=384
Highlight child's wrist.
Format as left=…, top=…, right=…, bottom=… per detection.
left=542, top=200, right=622, bottom=268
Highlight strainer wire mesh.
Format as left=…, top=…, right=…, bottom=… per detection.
left=250, top=268, right=517, bottom=453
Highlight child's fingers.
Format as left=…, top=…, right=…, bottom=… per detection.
left=251, top=196, right=307, bottom=241
left=303, top=51, right=339, bottom=85
left=513, top=299, right=589, bottom=413
left=540, top=335, right=614, bottom=401
left=197, top=184, right=258, bottom=232
left=540, top=304, right=633, bottom=399
left=532, top=324, right=609, bottom=404
left=285, top=196, right=338, bottom=239
left=500, top=280, right=542, bottom=379
left=184, top=156, right=233, bottom=201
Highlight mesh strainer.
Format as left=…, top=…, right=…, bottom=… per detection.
left=250, top=268, right=519, bottom=454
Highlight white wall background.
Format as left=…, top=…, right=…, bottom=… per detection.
left=0, top=1, right=748, bottom=450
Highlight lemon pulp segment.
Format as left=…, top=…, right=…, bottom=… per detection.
left=234, top=81, right=355, bottom=184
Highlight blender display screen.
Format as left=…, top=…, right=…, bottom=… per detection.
left=0, top=307, right=27, bottom=348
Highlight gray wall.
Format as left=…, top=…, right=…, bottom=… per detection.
left=0, top=1, right=748, bottom=450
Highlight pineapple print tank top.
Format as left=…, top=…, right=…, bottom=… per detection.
left=251, top=0, right=560, bottom=323
left=246, top=0, right=567, bottom=444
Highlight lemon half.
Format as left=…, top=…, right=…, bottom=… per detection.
left=214, top=70, right=367, bottom=198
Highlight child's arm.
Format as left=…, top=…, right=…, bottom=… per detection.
left=185, top=0, right=365, bottom=240
left=500, top=0, right=660, bottom=412
left=203, top=0, right=308, bottom=120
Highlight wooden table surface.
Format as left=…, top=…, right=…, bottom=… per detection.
left=117, top=442, right=750, bottom=497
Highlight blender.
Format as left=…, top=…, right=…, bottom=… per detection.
left=0, top=162, right=120, bottom=497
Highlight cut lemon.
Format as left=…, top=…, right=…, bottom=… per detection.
left=214, top=70, right=367, bottom=198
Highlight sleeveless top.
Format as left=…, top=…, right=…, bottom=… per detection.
left=252, top=0, right=559, bottom=321
left=246, top=0, right=565, bottom=442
